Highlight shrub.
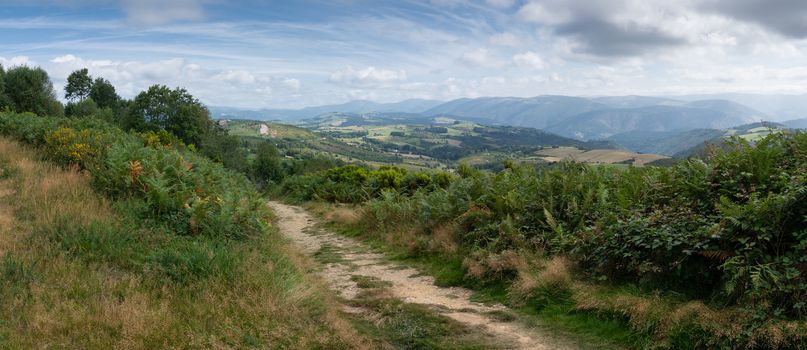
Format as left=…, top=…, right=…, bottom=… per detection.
left=358, top=131, right=807, bottom=321
left=0, top=112, right=269, bottom=240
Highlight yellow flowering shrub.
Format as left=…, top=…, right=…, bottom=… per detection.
left=44, top=127, right=109, bottom=167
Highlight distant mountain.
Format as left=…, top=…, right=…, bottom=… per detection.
left=784, top=118, right=807, bottom=129
left=546, top=100, right=762, bottom=140
left=610, top=121, right=788, bottom=157
left=214, top=95, right=775, bottom=143
left=670, top=93, right=807, bottom=121
left=423, top=96, right=608, bottom=129
left=607, top=129, right=726, bottom=156
left=592, top=95, right=683, bottom=108
left=210, top=99, right=443, bottom=121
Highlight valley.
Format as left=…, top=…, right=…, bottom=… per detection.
left=222, top=114, right=670, bottom=170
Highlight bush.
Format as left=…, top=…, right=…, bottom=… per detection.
left=358, top=132, right=807, bottom=321
left=280, top=164, right=454, bottom=204
left=0, top=112, right=269, bottom=240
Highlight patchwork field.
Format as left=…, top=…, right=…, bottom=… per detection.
left=536, top=147, right=670, bottom=166
left=223, top=115, right=670, bottom=169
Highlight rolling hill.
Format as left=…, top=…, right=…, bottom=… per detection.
left=606, top=129, right=726, bottom=156
left=784, top=118, right=807, bottom=129
left=211, top=99, right=443, bottom=121
left=547, top=101, right=762, bottom=140
left=609, top=121, right=789, bottom=157
left=423, top=95, right=608, bottom=129
left=213, top=95, right=774, bottom=143
left=671, top=93, right=807, bottom=121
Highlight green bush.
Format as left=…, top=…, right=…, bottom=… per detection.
left=359, top=132, right=807, bottom=321
left=0, top=112, right=269, bottom=240
left=280, top=164, right=454, bottom=203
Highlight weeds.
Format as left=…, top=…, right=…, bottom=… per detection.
left=0, top=135, right=368, bottom=348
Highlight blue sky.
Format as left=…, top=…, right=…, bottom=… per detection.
left=2, top=0, right=807, bottom=108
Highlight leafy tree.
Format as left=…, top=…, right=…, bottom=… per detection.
left=253, top=141, right=284, bottom=183
left=124, top=85, right=213, bottom=146
left=65, top=98, right=99, bottom=118
left=199, top=126, right=248, bottom=172
left=4, top=65, right=63, bottom=116
left=65, top=68, right=93, bottom=101
left=89, top=77, right=119, bottom=109
left=0, top=64, right=9, bottom=109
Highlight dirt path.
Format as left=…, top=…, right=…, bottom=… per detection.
left=268, top=201, right=586, bottom=350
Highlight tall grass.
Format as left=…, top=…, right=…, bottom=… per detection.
left=0, top=134, right=366, bottom=347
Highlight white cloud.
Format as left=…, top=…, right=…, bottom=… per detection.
left=121, top=0, right=206, bottom=26
left=0, top=55, right=33, bottom=67
left=41, top=54, right=306, bottom=108
left=459, top=48, right=504, bottom=67
left=283, top=78, right=301, bottom=91
left=486, top=0, right=515, bottom=8
left=489, top=32, right=524, bottom=47
left=430, top=0, right=465, bottom=7
left=513, top=51, right=545, bottom=69
left=517, top=1, right=571, bottom=26
left=213, top=70, right=256, bottom=85
left=329, top=66, right=407, bottom=87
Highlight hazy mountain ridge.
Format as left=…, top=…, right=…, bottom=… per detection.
left=669, top=93, right=807, bottom=121
left=422, top=95, right=609, bottom=129
left=211, top=99, right=443, bottom=121
left=784, top=118, right=807, bottom=129
left=608, top=121, right=789, bottom=157
left=212, top=95, right=781, bottom=142
left=606, top=129, right=726, bottom=156
left=546, top=100, right=762, bottom=140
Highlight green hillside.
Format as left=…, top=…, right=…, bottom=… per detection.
left=227, top=112, right=663, bottom=169
left=609, top=122, right=789, bottom=157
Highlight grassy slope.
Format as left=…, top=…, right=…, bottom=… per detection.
left=309, top=119, right=662, bottom=167
left=226, top=119, right=406, bottom=167
left=0, top=137, right=366, bottom=349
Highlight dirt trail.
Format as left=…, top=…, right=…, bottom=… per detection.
left=268, top=201, right=584, bottom=350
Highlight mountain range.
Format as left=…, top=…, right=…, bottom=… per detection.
left=211, top=94, right=793, bottom=141
left=607, top=121, right=789, bottom=157
left=210, top=99, right=443, bottom=121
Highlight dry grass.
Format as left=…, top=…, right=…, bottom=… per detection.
left=508, top=255, right=572, bottom=303
left=427, top=224, right=458, bottom=254
left=324, top=206, right=362, bottom=226
left=0, top=136, right=368, bottom=349
left=536, top=256, right=573, bottom=289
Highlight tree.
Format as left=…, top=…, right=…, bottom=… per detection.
left=0, top=64, right=9, bottom=110
left=89, top=77, right=119, bottom=109
left=124, top=85, right=213, bottom=146
left=65, top=98, right=99, bottom=118
left=4, top=66, right=63, bottom=117
left=253, top=141, right=284, bottom=183
left=65, top=68, right=93, bottom=101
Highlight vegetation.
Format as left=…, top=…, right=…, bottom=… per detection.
left=281, top=164, right=453, bottom=203
left=123, top=85, right=213, bottom=146
left=295, top=113, right=616, bottom=166
left=1, top=65, right=63, bottom=117
left=0, top=135, right=366, bottom=348
left=0, top=65, right=371, bottom=348
left=63, top=68, right=121, bottom=118
left=4, top=62, right=806, bottom=348
left=287, top=132, right=807, bottom=349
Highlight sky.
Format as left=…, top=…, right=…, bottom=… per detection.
left=2, top=0, right=807, bottom=109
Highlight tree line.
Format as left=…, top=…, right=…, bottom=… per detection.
left=0, top=63, right=285, bottom=186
